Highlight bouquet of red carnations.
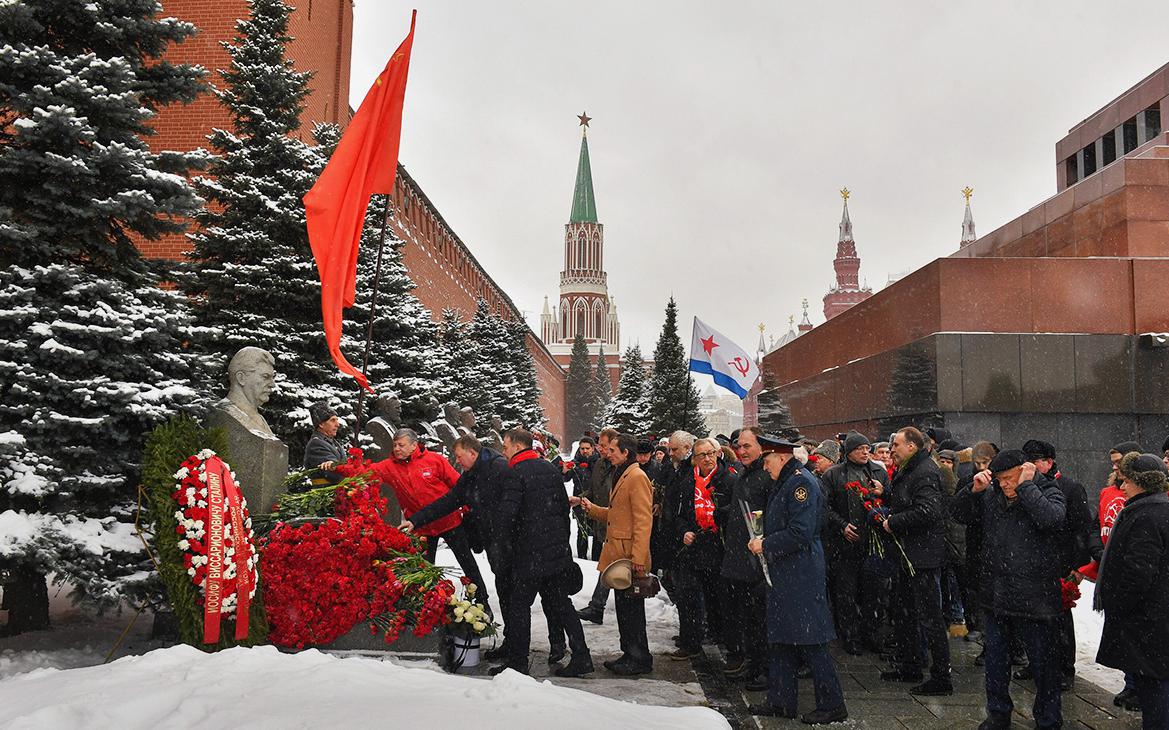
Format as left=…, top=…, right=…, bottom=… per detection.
left=844, top=480, right=916, bottom=576
left=1060, top=577, right=1081, bottom=610
left=261, top=450, right=457, bottom=649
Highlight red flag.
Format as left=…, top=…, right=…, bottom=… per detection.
left=304, top=10, right=416, bottom=391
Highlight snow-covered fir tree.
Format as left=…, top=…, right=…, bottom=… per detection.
left=435, top=307, right=492, bottom=419
left=647, top=297, right=706, bottom=436
left=460, top=299, right=513, bottom=420
left=0, top=0, right=207, bottom=628
left=180, top=0, right=344, bottom=465
left=590, top=344, right=611, bottom=431
left=564, top=333, right=595, bottom=441
left=756, top=361, right=795, bottom=436
left=498, top=319, right=545, bottom=429
left=342, top=191, right=441, bottom=426
left=604, top=345, right=650, bottom=434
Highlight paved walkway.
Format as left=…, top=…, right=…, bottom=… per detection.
left=465, top=627, right=1143, bottom=729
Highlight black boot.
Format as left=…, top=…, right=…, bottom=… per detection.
left=801, top=706, right=848, bottom=725
left=547, top=644, right=567, bottom=665
left=576, top=606, right=604, bottom=625
left=554, top=653, right=594, bottom=678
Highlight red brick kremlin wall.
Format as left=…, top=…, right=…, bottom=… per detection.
left=138, top=1, right=567, bottom=436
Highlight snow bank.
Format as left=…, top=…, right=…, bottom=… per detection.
left=0, top=645, right=730, bottom=730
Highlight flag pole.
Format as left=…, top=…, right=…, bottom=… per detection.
left=353, top=196, right=393, bottom=433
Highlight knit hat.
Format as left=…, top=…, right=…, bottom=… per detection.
left=309, top=401, right=338, bottom=428
left=1119, top=452, right=1169, bottom=493
left=988, top=449, right=1028, bottom=474
left=1021, top=439, right=1056, bottom=461
left=1163, top=435, right=1169, bottom=454
left=842, top=431, right=870, bottom=457
left=813, top=439, right=840, bottom=463
left=1112, top=440, right=1142, bottom=455
left=925, top=427, right=952, bottom=445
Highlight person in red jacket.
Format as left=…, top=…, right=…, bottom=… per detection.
left=372, top=427, right=487, bottom=598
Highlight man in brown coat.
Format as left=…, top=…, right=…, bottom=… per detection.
left=572, top=432, right=654, bottom=675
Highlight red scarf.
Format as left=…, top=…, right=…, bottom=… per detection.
left=509, top=449, right=541, bottom=467
left=694, top=466, right=717, bottom=532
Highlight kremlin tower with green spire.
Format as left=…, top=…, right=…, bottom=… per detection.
left=541, top=113, right=622, bottom=387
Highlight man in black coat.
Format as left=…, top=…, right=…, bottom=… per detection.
left=491, top=428, right=592, bottom=678
left=952, top=450, right=1066, bottom=730
left=401, top=435, right=510, bottom=621
left=563, top=437, right=598, bottom=559
left=717, top=427, right=770, bottom=689
left=881, top=427, right=953, bottom=695
left=1096, top=453, right=1169, bottom=727
left=302, top=401, right=346, bottom=487
left=1022, top=438, right=1094, bottom=688
left=821, top=431, right=889, bottom=655
left=669, top=437, right=733, bottom=659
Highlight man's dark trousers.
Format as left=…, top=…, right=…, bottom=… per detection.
left=890, top=566, right=950, bottom=681
left=505, top=568, right=588, bottom=669
left=768, top=643, right=845, bottom=712
left=983, top=611, right=1061, bottom=729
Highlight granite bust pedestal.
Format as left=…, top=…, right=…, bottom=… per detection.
left=206, top=346, right=289, bottom=513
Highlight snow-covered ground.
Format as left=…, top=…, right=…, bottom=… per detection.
left=0, top=520, right=724, bottom=729
left=0, top=644, right=727, bottom=729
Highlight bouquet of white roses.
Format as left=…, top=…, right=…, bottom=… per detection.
left=446, top=582, right=497, bottom=637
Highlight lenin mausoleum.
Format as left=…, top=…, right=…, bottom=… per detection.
left=763, top=62, right=1169, bottom=489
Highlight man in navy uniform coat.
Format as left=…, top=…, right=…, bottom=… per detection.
left=748, top=434, right=848, bottom=725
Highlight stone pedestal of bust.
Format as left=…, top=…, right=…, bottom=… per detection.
left=206, top=347, right=289, bottom=513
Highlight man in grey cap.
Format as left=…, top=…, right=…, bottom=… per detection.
left=304, top=401, right=346, bottom=485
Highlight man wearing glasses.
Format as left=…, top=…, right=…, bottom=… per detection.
left=668, top=438, right=734, bottom=659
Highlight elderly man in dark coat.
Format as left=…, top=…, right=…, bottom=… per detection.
left=1021, top=438, right=1094, bottom=688
left=952, top=450, right=1067, bottom=730
left=716, top=427, right=770, bottom=689
left=881, top=426, right=952, bottom=696
left=669, top=437, right=733, bottom=659
left=1096, top=453, right=1169, bottom=729
left=747, top=434, right=848, bottom=724
left=303, top=401, right=346, bottom=486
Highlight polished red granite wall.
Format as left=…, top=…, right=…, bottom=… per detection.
left=956, top=145, right=1169, bottom=260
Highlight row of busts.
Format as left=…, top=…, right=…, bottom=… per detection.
left=205, top=346, right=503, bottom=513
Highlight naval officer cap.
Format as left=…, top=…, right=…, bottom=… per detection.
left=758, top=433, right=801, bottom=454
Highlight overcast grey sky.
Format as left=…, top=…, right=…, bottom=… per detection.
left=350, top=1, right=1168, bottom=358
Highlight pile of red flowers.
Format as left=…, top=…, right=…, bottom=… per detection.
left=844, top=479, right=916, bottom=576
left=261, top=451, right=456, bottom=649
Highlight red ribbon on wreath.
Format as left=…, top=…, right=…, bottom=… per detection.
left=203, top=456, right=253, bottom=643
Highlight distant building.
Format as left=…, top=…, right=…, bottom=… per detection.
left=822, top=189, right=873, bottom=320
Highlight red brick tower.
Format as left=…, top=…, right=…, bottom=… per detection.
left=540, top=113, right=622, bottom=390
left=138, top=0, right=353, bottom=260
left=822, top=188, right=873, bottom=320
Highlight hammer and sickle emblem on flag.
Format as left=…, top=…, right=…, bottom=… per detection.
left=728, top=357, right=751, bottom=377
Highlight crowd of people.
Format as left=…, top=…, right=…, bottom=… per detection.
left=302, top=402, right=1169, bottom=729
